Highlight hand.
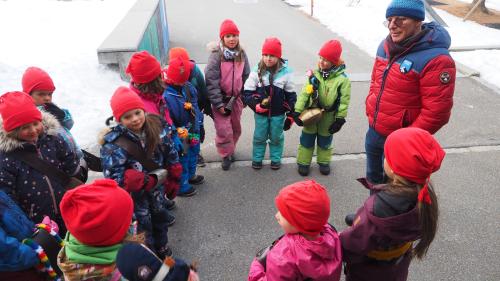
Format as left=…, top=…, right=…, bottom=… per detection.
left=164, top=163, right=182, bottom=199
left=328, top=118, right=346, bottom=134
left=124, top=169, right=155, bottom=192
left=255, top=104, right=269, bottom=114
left=41, top=216, right=59, bottom=234
left=293, top=113, right=303, bottom=127
left=283, top=116, right=294, bottom=131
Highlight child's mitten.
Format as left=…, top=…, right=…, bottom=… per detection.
left=328, top=118, right=346, bottom=134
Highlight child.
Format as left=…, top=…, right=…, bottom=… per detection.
left=126, top=51, right=174, bottom=126
left=0, top=91, right=81, bottom=235
left=248, top=180, right=342, bottom=281
left=116, top=243, right=199, bottom=281
left=100, top=87, right=181, bottom=258
left=163, top=58, right=204, bottom=197
left=0, top=190, right=58, bottom=281
left=340, top=127, right=445, bottom=281
left=243, top=37, right=296, bottom=170
left=205, top=19, right=251, bottom=170
left=294, top=40, right=351, bottom=176
left=22, top=67, right=87, bottom=170
left=126, top=51, right=180, bottom=212
left=57, top=178, right=134, bottom=280
left=168, top=47, right=211, bottom=168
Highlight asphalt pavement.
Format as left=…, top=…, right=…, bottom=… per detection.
left=102, top=0, right=500, bottom=280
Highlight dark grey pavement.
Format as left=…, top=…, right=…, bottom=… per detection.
left=122, top=0, right=500, bottom=280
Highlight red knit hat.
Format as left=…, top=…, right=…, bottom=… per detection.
left=110, top=86, right=145, bottom=121
left=60, top=179, right=133, bottom=246
left=22, top=67, right=56, bottom=95
left=126, top=51, right=162, bottom=84
left=168, top=47, right=190, bottom=61
left=0, top=91, right=42, bottom=132
left=275, top=180, right=330, bottom=236
left=165, top=58, right=191, bottom=86
left=262, top=37, right=282, bottom=59
left=318, top=40, right=342, bottom=65
left=384, top=127, right=445, bottom=184
left=219, top=19, right=240, bottom=39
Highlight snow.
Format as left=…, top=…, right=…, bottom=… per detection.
left=0, top=0, right=499, bottom=149
left=0, top=0, right=135, bottom=149
left=284, top=0, right=500, bottom=90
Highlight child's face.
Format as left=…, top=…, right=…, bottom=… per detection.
left=17, top=121, right=43, bottom=143
left=30, top=90, right=53, bottom=105
left=383, top=159, right=395, bottom=179
left=120, top=109, right=145, bottom=134
left=275, top=211, right=298, bottom=234
left=223, top=34, right=239, bottom=49
left=318, top=56, right=334, bottom=71
left=262, top=54, right=279, bottom=68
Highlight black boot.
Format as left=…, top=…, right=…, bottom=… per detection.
left=221, top=157, right=231, bottom=170
left=297, top=165, right=310, bottom=176
left=319, top=164, right=331, bottom=175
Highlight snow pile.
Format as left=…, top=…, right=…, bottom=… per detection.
left=284, top=0, right=500, bottom=90
left=0, top=0, right=135, bottom=148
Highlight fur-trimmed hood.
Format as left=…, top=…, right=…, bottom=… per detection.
left=0, top=111, right=61, bottom=153
left=206, top=40, right=246, bottom=53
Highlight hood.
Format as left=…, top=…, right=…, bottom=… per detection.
left=291, top=225, right=342, bottom=279
left=99, top=124, right=139, bottom=146
left=0, top=111, right=61, bottom=153
left=365, top=195, right=420, bottom=241
left=412, top=21, right=451, bottom=52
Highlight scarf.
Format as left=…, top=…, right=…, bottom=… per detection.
left=319, top=64, right=345, bottom=79
left=386, top=28, right=429, bottom=60
left=63, top=233, right=122, bottom=264
left=220, top=42, right=240, bottom=60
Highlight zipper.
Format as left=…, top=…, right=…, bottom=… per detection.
left=37, top=149, right=59, bottom=215
left=29, top=203, right=35, bottom=217
left=231, top=60, right=235, bottom=97
left=371, top=43, right=417, bottom=129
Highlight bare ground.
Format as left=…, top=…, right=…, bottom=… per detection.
left=432, top=0, right=500, bottom=26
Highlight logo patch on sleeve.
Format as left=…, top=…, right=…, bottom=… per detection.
left=440, top=72, right=451, bottom=84
left=399, top=59, right=413, bottom=74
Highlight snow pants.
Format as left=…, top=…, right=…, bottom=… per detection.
left=179, top=143, right=200, bottom=193
left=212, top=98, right=243, bottom=158
left=252, top=114, right=285, bottom=163
left=297, top=119, right=334, bottom=166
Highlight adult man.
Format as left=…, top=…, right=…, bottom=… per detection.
left=365, top=0, right=455, bottom=185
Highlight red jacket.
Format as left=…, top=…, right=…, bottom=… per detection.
left=366, top=22, right=455, bottom=137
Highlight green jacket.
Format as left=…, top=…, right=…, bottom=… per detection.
left=295, top=65, right=351, bottom=135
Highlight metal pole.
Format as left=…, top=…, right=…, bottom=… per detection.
left=311, top=0, right=314, bottom=17
left=463, top=0, right=484, bottom=21
left=424, top=0, right=448, bottom=27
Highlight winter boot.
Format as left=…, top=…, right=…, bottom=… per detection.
left=297, top=164, right=310, bottom=176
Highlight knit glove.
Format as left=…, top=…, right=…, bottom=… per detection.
left=283, top=115, right=294, bottom=131
left=164, top=163, right=182, bottom=199
left=328, top=118, right=346, bottom=134
left=255, top=104, right=269, bottom=114
left=41, top=216, right=59, bottom=234
left=123, top=169, right=157, bottom=192
left=293, top=112, right=303, bottom=127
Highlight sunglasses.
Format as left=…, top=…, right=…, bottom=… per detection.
left=383, top=16, right=411, bottom=28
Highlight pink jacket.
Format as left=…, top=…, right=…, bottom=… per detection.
left=248, top=225, right=342, bottom=281
left=128, top=84, right=173, bottom=125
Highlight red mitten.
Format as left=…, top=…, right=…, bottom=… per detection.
left=164, top=163, right=182, bottom=199
left=123, top=169, right=147, bottom=192
left=143, top=174, right=157, bottom=192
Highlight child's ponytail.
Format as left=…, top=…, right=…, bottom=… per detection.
left=143, top=114, right=163, bottom=156
left=413, top=182, right=439, bottom=259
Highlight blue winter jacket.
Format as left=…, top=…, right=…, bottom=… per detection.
left=163, top=83, right=203, bottom=134
left=0, top=112, right=80, bottom=236
left=100, top=116, right=180, bottom=186
left=0, top=190, right=38, bottom=271
left=243, top=60, right=296, bottom=116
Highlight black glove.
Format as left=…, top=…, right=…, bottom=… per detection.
left=42, top=103, right=66, bottom=124
left=293, top=113, right=303, bottom=127
left=82, top=150, right=103, bottom=172
left=329, top=118, right=346, bottom=134
left=199, top=126, right=205, bottom=143
left=283, top=116, right=294, bottom=131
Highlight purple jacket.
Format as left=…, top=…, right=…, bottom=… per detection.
left=248, top=224, right=342, bottom=281
left=340, top=189, right=420, bottom=281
